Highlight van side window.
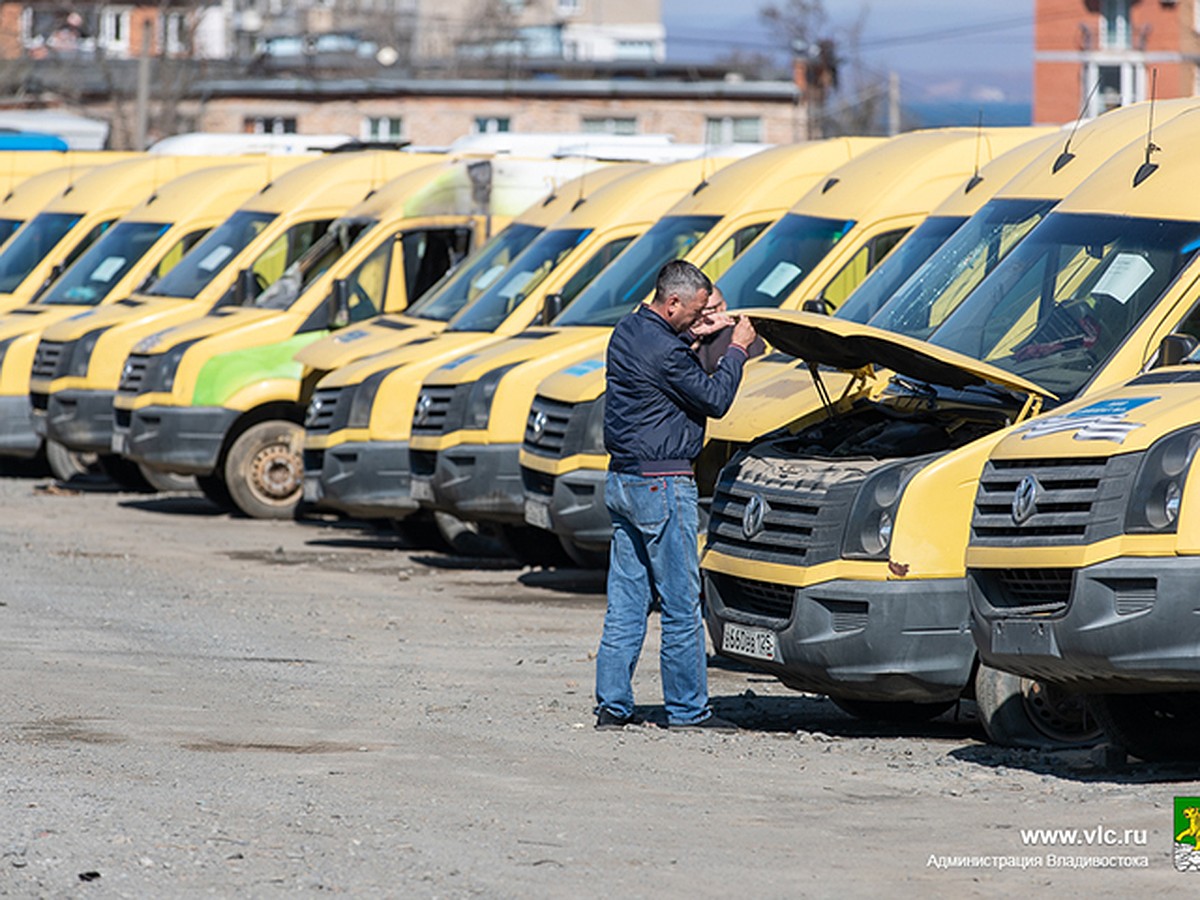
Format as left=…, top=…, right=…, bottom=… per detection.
left=701, top=222, right=770, bottom=282
left=560, top=236, right=635, bottom=306
left=822, top=227, right=910, bottom=309
left=402, top=228, right=473, bottom=304
left=149, top=228, right=209, bottom=285
left=251, top=219, right=334, bottom=289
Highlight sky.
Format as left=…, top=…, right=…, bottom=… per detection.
left=662, top=0, right=1035, bottom=117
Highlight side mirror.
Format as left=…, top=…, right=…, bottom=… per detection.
left=1155, top=332, right=1197, bottom=368
left=802, top=298, right=833, bottom=315
left=541, top=292, right=565, bottom=325
left=330, top=279, right=351, bottom=329
left=233, top=268, right=258, bottom=305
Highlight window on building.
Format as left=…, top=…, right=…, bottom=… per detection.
left=243, top=116, right=298, bottom=134
left=615, top=40, right=655, bottom=60
left=557, top=0, right=581, bottom=15
left=1099, top=0, right=1131, bottom=49
left=705, top=116, right=763, bottom=144
left=474, top=116, right=511, bottom=134
left=98, top=7, right=131, bottom=56
left=581, top=117, right=637, bottom=135
left=163, top=12, right=187, bottom=55
left=362, top=116, right=404, bottom=142
left=1086, top=61, right=1144, bottom=116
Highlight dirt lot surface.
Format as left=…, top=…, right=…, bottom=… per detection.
left=1, top=476, right=1199, bottom=898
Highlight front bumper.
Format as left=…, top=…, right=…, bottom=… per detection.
left=410, top=442, right=524, bottom=524
left=122, top=405, right=239, bottom=475
left=704, top=572, right=975, bottom=703
left=303, top=440, right=417, bottom=518
left=970, top=556, right=1200, bottom=691
left=42, top=389, right=117, bottom=454
left=522, top=466, right=611, bottom=548
left=0, top=394, right=41, bottom=458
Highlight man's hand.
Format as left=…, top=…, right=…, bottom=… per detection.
left=730, top=315, right=757, bottom=351
left=691, top=311, right=734, bottom=337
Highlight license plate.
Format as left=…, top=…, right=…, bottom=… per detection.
left=111, top=431, right=128, bottom=455
left=524, top=497, right=552, bottom=530
left=410, top=478, right=433, bottom=502
left=302, top=475, right=324, bottom=503
left=990, top=620, right=1060, bottom=657
left=722, top=622, right=777, bottom=661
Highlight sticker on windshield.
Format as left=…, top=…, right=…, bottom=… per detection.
left=91, top=256, right=126, bottom=282
left=1018, top=396, right=1158, bottom=443
left=1092, top=253, right=1154, bottom=306
left=756, top=262, right=802, bottom=298
left=471, top=265, right=505, bottom=291
left=498, top=270, right=535, bottom=300
left=197, top=245, right=233, bottom=272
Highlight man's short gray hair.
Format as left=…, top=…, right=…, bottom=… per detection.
left=652, top=259, right=712, bottom=306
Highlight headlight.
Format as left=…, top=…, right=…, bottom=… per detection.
left=1125, top=426, right=1200, bottom=532
left=463, top=363, right=518, bottom=430
left=841, top=457, right=933, bottom=560
left=346, top=366, right=398, bottom=429
left=64, top=327, right=107, bottom=378
left=147, top=339, right=200, bottom=394
left=580, top=394, right=606, bottom=455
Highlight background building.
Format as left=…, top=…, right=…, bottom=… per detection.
left=1034, top=0, right=1200, bottom=124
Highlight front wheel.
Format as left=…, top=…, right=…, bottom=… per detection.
left=46, top=440, right=97, bottom=483
left=831, top=697, right=957, bottom=724
left=1090, top=692, right=1199, bottom=762
left=223, top=420, right=304, bottom=519
left=974, top=665, right=1102, bottom=749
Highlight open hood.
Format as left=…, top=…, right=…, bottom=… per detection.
left=745, top=308, right=1056, bottom=401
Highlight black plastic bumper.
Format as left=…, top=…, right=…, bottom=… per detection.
left=43, top=389, right=117, bottom=454
left=704, top=571, right=975, bottom=703
left=0, top=394, right=40, bottom=458
left=523, top=466, right=611, bottom=549
left=412, top=442, right=525, bottom=524
left=970, top=556, right=1200, bottom=691
left=123, top=405, right=239, bottom=475
left=303, top=440, right=417, bottom=518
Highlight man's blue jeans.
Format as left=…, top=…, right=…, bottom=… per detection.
left=595, top=471, right=710, bottom=725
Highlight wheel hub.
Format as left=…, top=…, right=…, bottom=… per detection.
left=250, top=442, right=301, bottom=502
left=1020, top=678, right=1103, bottom=744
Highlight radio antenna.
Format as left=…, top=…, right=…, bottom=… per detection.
left=1133, top=68, right=1161, bottom=187
left=1054, top=78, right=1102, bottom=173
left=964, top=109, right=985, bottom=193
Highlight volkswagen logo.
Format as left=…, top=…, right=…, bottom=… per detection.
left=1011, top=474, right=1040, bottom=524
left=304, top=398, right=323, bottom=428
left=742, top=493, right=768, bottom=539
left=414, top=392, right=433, bottom=426
left=530, top=410, right=547, bottom=443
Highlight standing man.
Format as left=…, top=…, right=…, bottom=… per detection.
left=595, top=260, right=757, bottom=731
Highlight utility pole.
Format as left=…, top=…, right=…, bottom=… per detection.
left=888, top=71, right=900, bottom=136
left=135, top=18, right=152, bottom=150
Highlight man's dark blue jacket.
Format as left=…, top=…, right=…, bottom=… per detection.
left=605, top=304, right=747, bottom=476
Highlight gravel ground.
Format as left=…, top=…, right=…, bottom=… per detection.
left=1, top=476, right=1198, bottom=898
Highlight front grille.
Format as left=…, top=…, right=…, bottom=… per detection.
left=411, top=384, right=463, bottom=435
left=720, top=574, right=795, bottom=621
left=410, top=449, right=436, bottom=477
left=980, top=567, right=1074, bottom=615
left=972, top=455, right=1140, bottom=546
left=118, top=353, right=152, bottom=395
left=524, top=395, right=574, bottom=458
left=521, top=466, right=554, bottom=497
left=707, top=452, right=866, bottom=567
left=31, top=340, right=66, bottom=380
left=306, top=386, right=346, bottom=434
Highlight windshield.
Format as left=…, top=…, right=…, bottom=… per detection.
left=716, top=213, right=855, bottom=311
left=406, top=223, right=544, bottom=321
left=0, top=218, right=22, bottom=249
left=867, top=198, right=1056, bottom=340
left=930, top=212, right=1200, bottom=401
left=554, top=215, right=721, bottom=327
left=836, top=216, right=965, bottom=324
left=144, top=210, right=276, bottom=299
left=0, top=212, right=82, bottom=294
left=40, top=221, right=170, bottom=306
left=253, top=218, right=375, bottom=311
left=448, top=228, right=591, bottom=332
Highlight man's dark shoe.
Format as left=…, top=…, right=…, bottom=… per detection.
left=670, top=714, right=739, bottom=733
left=595, top=709, right=635, bottom=731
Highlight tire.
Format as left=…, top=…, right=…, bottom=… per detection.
left=831, top=696, right=957, bottom=724
left=1090, top=692, right=1200, bottom=762
left=46, top=440, right=97, bottom=483
left=137, top=465, right=196, bottom=494
left=500, top=524, right=574, bottom=568
left=196, top=473, right=236, bottom=511
left=974, top=664, right=1102, bottom=749
left=558, top=536, right=609, bottom=569
left=223, top=420, right=305, bottom=519
left=97, top=454, right=156, bottom=492
left=434, top=512, right=509, bottom=558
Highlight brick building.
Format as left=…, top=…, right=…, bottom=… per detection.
left=1035, top=0, right=1200, bottom=124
